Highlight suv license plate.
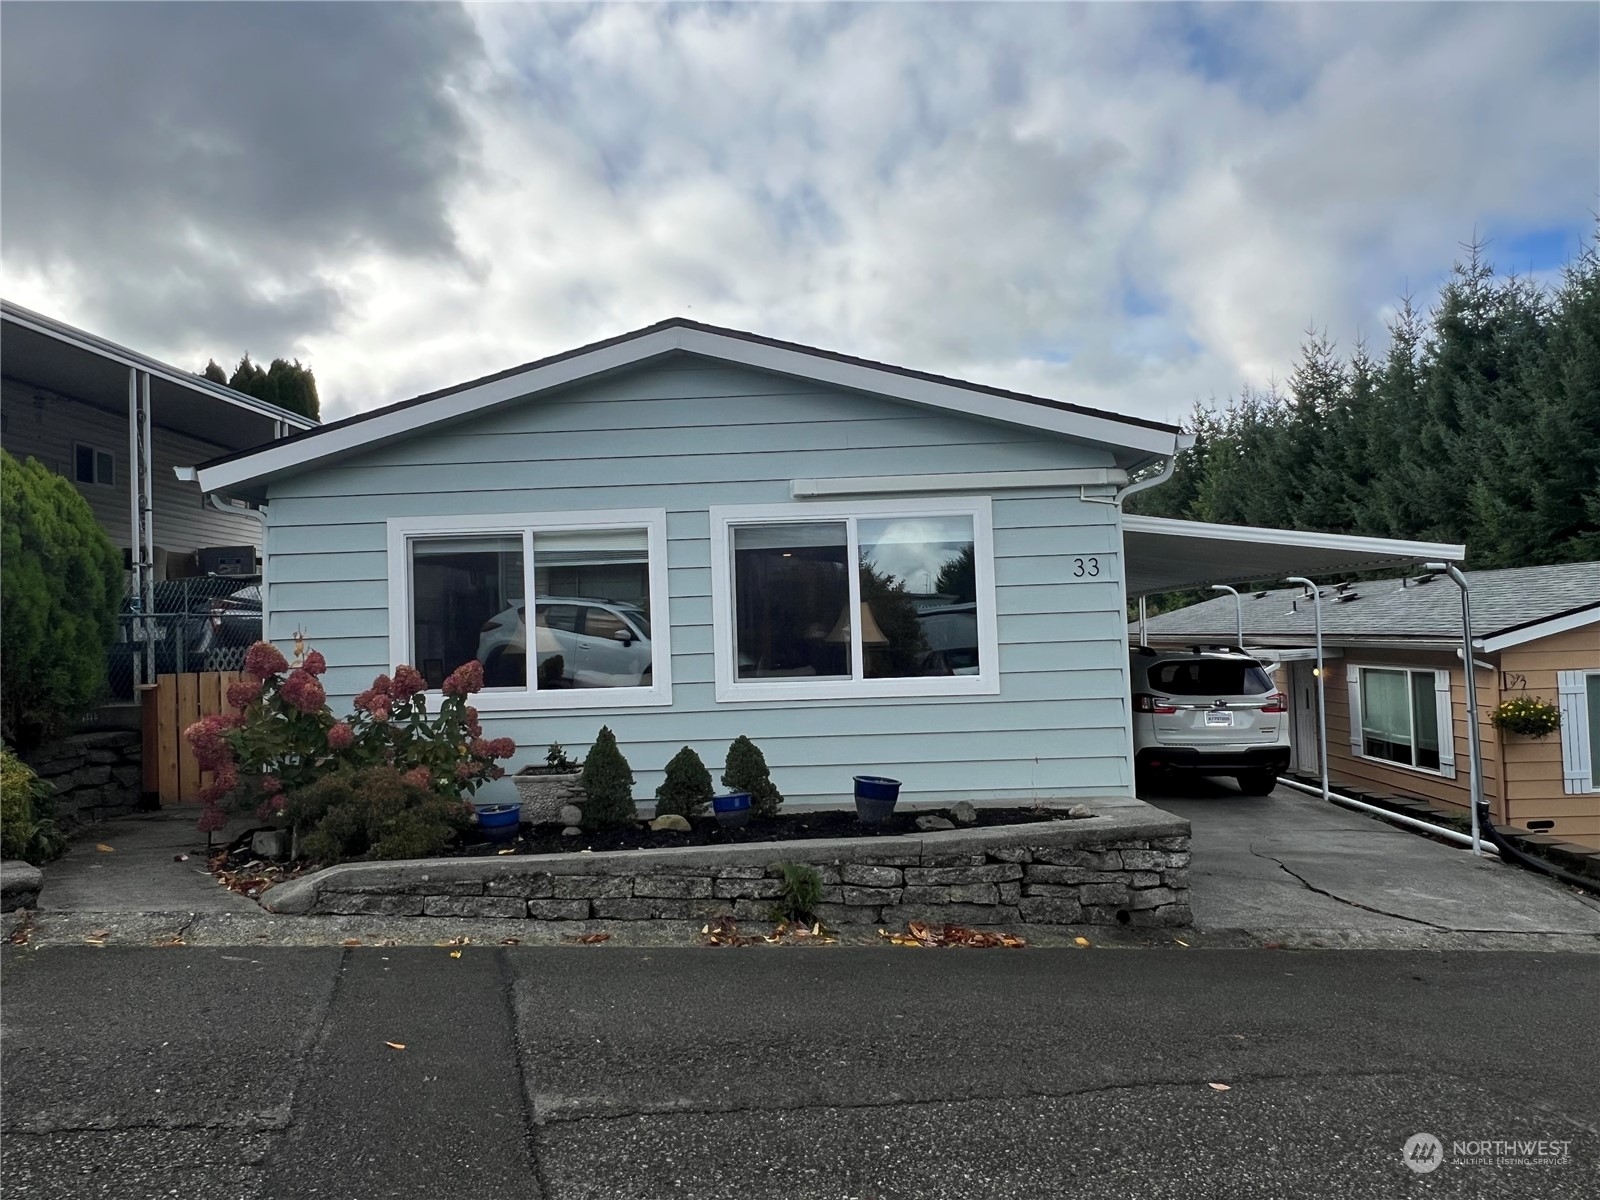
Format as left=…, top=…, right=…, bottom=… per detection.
left=1205, top=710, right=1234, bottom=727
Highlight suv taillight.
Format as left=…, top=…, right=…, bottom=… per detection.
left=1134, top=693, right=1178, bottom=714
left=1261, top=692, right=1287, bottom=713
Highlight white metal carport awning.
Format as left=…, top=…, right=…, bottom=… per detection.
left=1122, top=515, right=1465, bottom=597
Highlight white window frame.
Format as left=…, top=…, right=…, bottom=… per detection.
left=386, top=508, right=671, bottom=713
left=73, top=441, right=115, bottom=487
left=1348, top=664, right=1456, bottom=780
left=708, top=496, right=999, bottom=703
left=1557, top=670, right=1599, bottom=794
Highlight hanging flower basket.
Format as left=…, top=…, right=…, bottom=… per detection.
left=1490, top=696, right=1561, bottom=739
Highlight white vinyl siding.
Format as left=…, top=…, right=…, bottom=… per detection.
left=1557, top=670, right=1598, bottom=794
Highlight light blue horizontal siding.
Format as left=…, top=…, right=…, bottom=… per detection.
left=263, top=359, right=1136, bottom=802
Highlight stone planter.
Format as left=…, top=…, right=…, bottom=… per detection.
left=513, top=768, right=584, bottom=824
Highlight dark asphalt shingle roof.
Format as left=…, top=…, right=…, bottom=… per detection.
left=1140, top=561, right=1600, bottom=643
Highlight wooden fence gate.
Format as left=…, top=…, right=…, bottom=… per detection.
left=141, top=671, right=242, bottom=804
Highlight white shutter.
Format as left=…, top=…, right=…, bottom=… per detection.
left=1347, top=667, right=1363, bottom=755
left=1558, top=671, right=1592, bottom=795
left=1434, top=669, right=1456, bottom=779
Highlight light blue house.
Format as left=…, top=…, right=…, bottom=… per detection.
left=189, top=320, right=1189, bottom=805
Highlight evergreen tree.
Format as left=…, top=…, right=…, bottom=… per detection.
left=722, top=735, right=783, bottom=819
left=580, top=726, right=637, bottom=829
left=222, top=353, right=321, bottom=420
left=199, top=359, right=228, bottom=384
left=654, top=746, right=712, bottom=819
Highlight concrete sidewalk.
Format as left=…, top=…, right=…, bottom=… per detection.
left=34, top=809, right=260, bottom=915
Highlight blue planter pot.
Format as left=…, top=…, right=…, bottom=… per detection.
left=712, top=792, right=752, bottom=830
left=853, top=776, right=901, bottom=827
left=475, top=803, right=521, bottom=844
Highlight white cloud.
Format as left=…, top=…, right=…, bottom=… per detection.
left=3, top=2, right=1594, bottom=426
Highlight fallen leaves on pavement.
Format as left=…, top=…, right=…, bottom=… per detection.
left=151, top=933, right=186, bottom=947
left=765, top=920, right=836, bottom=945
left=210, top=856, right=297, bottom=899
left=83, top=928, right=110, bottom=946
left=385, top=1041, right=406, bottom=1051
left=499, top=937, right=521, bottom=946
left=563, top=932, right=611, bottom=945
left=1208, top=1083, right=1232, bottom=1091
left=1074, top=937, right=1091, bottom=947
left=95, top=844, right=115, bottom=853
left=448, top=950, right=462, bottom=958
left=701, top=916, right=758, bottom=947
left=434, top=935, right=471, bottom=947
left=6, top=915, right=33, bottom=945
left=877, top=921, right=1026, bottom=949
left=341, top=938, right=362, bottom=947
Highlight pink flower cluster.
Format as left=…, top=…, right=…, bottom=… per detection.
left=442, top=660, right=484, bottom=697
left=390, top=664, right=427, bottom=700
left=244, top=641, right=289, bottom=678
left=226, top=677, right=263, bottom=710
left=301, top=650, right=327, bottom=676
left=327, top=722, right=355, bottom=751
left=278, top=669, right=327, bottom=715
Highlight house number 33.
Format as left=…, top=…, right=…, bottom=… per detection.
left=1072, top=557, right=1100, bottom=577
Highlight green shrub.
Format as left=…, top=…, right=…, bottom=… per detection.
left=0, top=746, right=67, bottom=865
left=282, top=767, right=471, bottom=864
left=1, top=451, right=123, bottom=752
left=722, top=735, right=783, bottom=818
left=770, top=861, right=823, bottom=924
left=654, top=746, right=712, bottom=819
left=580, top=726, right=636, bottom=829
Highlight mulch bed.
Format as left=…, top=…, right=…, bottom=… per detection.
left=460, top=805, right=1070, bottom=858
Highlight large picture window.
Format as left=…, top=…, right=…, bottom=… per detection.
left=388, top=510, right=670, bottom=712
left=710, top=498, right=998, bottom=702
left=1355, top=666, right=1447, bottom=773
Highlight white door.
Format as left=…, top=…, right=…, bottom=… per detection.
left=1289, top=661, right=1320, bottom=773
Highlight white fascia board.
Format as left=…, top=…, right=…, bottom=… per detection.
left=1482, top=606, right=1600, bottom=653
left=2, top=304, right=317, bottom=430
left=1121, top=514, right=1468, bottom=564
left=196, top=325, right=1180, bottom=493
left=791, top=468, right=1129, bottom=498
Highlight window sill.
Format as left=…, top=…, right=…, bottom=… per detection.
left=1356, top=750, right=1447, bottom=780
left=424, top=685, right=672, bottom=714
left=715, top=675, right=1000, bottom=704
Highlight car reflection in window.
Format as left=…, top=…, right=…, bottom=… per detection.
left=477, top=596, right=653, bottom=690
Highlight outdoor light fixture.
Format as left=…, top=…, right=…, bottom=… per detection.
left=1426, top=561, right=1485, bottom=856
left=1210, top=584, right=1245, bottom=649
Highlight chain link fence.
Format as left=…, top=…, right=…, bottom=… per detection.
left=104, top=575, right=262, bottom=702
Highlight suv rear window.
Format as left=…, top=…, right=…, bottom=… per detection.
left=1152, top=659, right=1274, bottom=696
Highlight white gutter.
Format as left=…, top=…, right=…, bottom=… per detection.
left=1112, top=435, right=1193, bottom=508
left=791, top=468, right=1128, bottom=498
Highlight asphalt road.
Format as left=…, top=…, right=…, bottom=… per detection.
left=3, top=944, right=1596, bottom=1199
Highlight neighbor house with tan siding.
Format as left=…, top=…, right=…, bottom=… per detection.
left=1141, top=563, right=1600, bottom=851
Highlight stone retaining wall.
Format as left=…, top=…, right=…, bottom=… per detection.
left=23, top=730, right=143, bottom=830
left=263, top=802, right=1193, bottom=928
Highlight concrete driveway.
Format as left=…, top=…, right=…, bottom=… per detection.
left=1147, top=779, right=1600, bottom=944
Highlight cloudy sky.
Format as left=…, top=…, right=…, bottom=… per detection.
left=3, top=2, right=1595, bottom=424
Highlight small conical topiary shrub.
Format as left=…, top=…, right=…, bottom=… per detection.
left=722, top=735, right=783, bottom=819
left=581, top=726, right=637, bottom=829
left=655, top=746, right=712, bottom=819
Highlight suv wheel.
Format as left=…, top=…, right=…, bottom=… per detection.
left=1236, top=771, right=1277, bottom=796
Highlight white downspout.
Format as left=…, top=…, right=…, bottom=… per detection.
left=1285, top=577, right=1328, bottom=805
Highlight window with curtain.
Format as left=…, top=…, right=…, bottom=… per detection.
left=1360, top=667, right=1443, bottom=771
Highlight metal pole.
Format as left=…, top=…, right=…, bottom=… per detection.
left=1430, top=561, right=1483, bottom=856
left=125, top=368, right=142, bottom=688
left=1211, top=584, right=1244, bottom=649
left=1285, top=577, right=1328, bottom=803
left=1138, top=596, right=1148, bottom=647
left=138, top=372, right=155, bottom=686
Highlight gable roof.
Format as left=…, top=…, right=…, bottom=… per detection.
left=1141, top=561, right=1600, bottom=649
left=192, top=317, right=1183, bottom=495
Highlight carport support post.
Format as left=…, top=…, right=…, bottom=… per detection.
left=1138, top=596, right=1148, bottom=647
left=1429, top=562, right=1484, bottom=856
left=1285, top=577, right=1328, bottom=804
left=1211, top=584, right=1244, bottom=649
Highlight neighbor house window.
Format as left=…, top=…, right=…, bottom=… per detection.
left=1556, top=670, right=1600, bottom=794
left=709, top=498, right=998, bottom=702
left=1354, top=666, right=1448, bottom=773
left=74, top=442, right=115, bottom=486
left=387, top=510, right=670, bottom=712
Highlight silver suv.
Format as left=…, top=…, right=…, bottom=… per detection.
left=1129, top=647, right=1289, bottom=795
left=477, top=597, right=652, bottom=689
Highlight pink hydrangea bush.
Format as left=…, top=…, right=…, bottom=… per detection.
left=183, top=641, right=515, bottom=838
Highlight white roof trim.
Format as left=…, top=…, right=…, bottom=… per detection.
left=2, top=300, right=318, bottom=430
left=791, top=467, right=1128, bottom=498
left=1481, top=605, right=1600, bottom=653
left=194, top=323, right=1181, bottom=493
left=1122, top=514, right=1467, bottom=563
